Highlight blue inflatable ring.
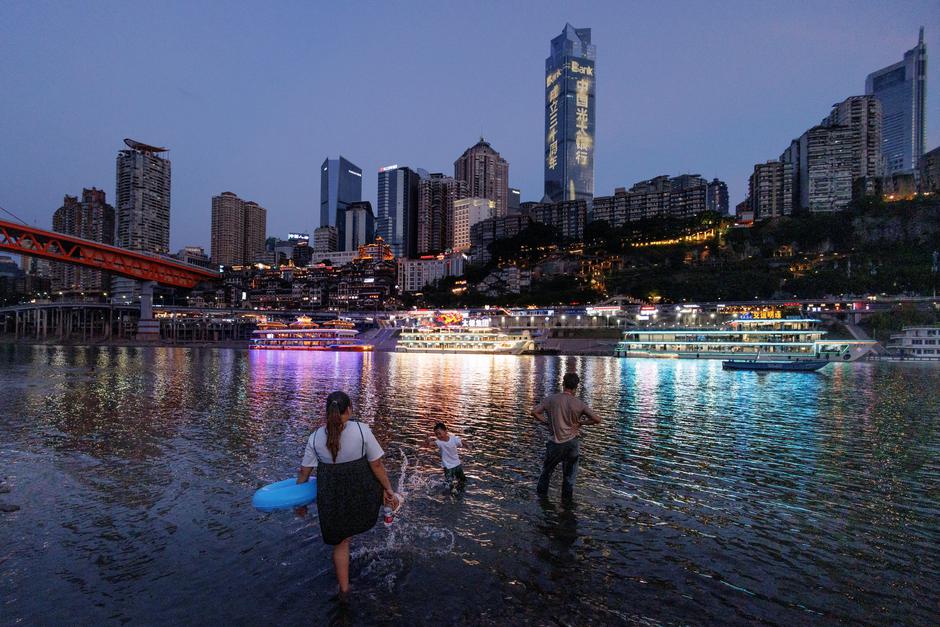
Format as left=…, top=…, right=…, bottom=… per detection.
left=252, top=478, right=317, bottom=512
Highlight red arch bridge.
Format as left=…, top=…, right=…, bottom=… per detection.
left=0, top=218, right=219, bottom=340
left=0, top=218, right=218, bottom=288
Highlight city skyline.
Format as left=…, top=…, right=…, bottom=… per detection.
left=0, top=3, right=937, bottom=252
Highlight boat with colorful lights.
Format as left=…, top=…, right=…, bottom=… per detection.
left=615, top=317, right=876, bottom=362
left=249, top=317, right=373, bottom=351
left=396, top=326, right=534, bottom=354
left=396, top=313, right=535, bottom=355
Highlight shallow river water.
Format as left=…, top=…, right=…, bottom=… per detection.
left=1, top=345, right=938, bottom=625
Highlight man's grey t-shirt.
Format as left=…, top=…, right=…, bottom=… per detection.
left=534, top=392, right=598, bottom=443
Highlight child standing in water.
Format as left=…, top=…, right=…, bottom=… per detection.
left=429, top=422, right=466, bottom=491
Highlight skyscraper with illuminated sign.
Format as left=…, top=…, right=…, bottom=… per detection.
left=320, top=156, right=362, bottom=232
left=544, top=24, right=596, bottom=203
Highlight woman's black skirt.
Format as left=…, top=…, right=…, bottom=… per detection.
left=316, top=455, right=383, bottom=545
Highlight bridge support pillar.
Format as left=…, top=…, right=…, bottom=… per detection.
left=136, top=281, right=161, bottom=342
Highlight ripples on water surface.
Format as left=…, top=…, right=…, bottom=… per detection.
left=0, top=345, right=938, bottom=625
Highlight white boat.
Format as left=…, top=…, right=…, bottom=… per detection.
left=396, top=326, right=534, bottom=354
left=615, top=318, right=876, bottom=362
left=249, top=318, right=373, bottom=352
left=886, top=326, right=940, bottom=360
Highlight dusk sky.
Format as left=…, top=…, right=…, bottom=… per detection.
left=1, top=1, right=937, bottom=252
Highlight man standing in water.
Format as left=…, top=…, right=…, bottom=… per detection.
left=532, top=373, right=601, bottom=506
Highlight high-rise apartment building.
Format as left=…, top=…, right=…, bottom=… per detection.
left=376, top=164, right=421, bottom=258
left=865, top=28, right=927, bottom=175
left=452, top=198, right=496, bottom=252
left=416, top=173, right=468, bottom=255
left=544, top=23, right=596, bottom=203
left=243, top=201, right=266, bottom=263
left=593, top=175, right=710, bottom=226
left=523, top=199, right=587, bottom=241
left=706, top=179, right=729, bottom=215
left=114, top=139, right=171, bottom=300
left=798, top=125, right=855, bottom=212
left=469, top=215, right=532, bottom=264
left=210, top=191, right=267, bottom=266
left=341, top=201, right=375, bottom=252
left=320, top=156, right=362, bottom=231
left=115, top=139, right=171, bottom=255
left=748, top=161, right=793, bottom=220
left=779, top=139, right=802, bottom=212
left=313, top=226, right=338, bottom=255
left=454, top=138, right=510, bottom=217
left=51, top=188, right=115, bottom=293
left=398, top=252, right=467, bottom=293
left=823, top=95, right=883, bottom=195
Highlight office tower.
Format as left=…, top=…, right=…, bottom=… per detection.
left=706, top=179, right=729, bottom=215
left=341, top=201, right=375, bottom=251
left=544, top=23, right=596, bottom=203
left=798, top=125, right=854, bottom=212
left=748, top=161, right=793, bottom=220
left=452, top=198, right=496, bottom=252
left=416, top=173, right=468, bottom=255
left=376, top=164, right=421, bottom=258
left=320, top=156, right=362, bottom=230
left=865, top=28, right=927, bottom=175
left=313, top=226, right=338, bottom=254
left=823, top=95, right=883, bottom=195
left=210, top=191, right=267, bottom=266
left=51, top=188, right=115, bottom=292
left=454, top=138, right=510, bottom=217
left=509, top=187, right=521, bottom=213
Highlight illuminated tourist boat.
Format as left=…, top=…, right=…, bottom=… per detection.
left=250, top=317, right=372, bottom=351
left=615, top=318, right=876, bottom=362
left=396, top=326, right=534, bottom=355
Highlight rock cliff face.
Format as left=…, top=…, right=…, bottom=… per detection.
left=852, top=211, right=939, bottom=246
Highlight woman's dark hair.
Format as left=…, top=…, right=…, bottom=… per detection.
left=325, top=391, right=351, bottom=462
left=434, top=422, right=446, bottom=431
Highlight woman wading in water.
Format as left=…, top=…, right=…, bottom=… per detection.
left=295, top=391, right=399, bottom=595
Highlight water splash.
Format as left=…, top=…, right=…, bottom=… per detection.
left=350, top=449, right=457, bottom=591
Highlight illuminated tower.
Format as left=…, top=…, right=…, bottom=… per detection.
left=544, top=24, right=596, bottom=203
